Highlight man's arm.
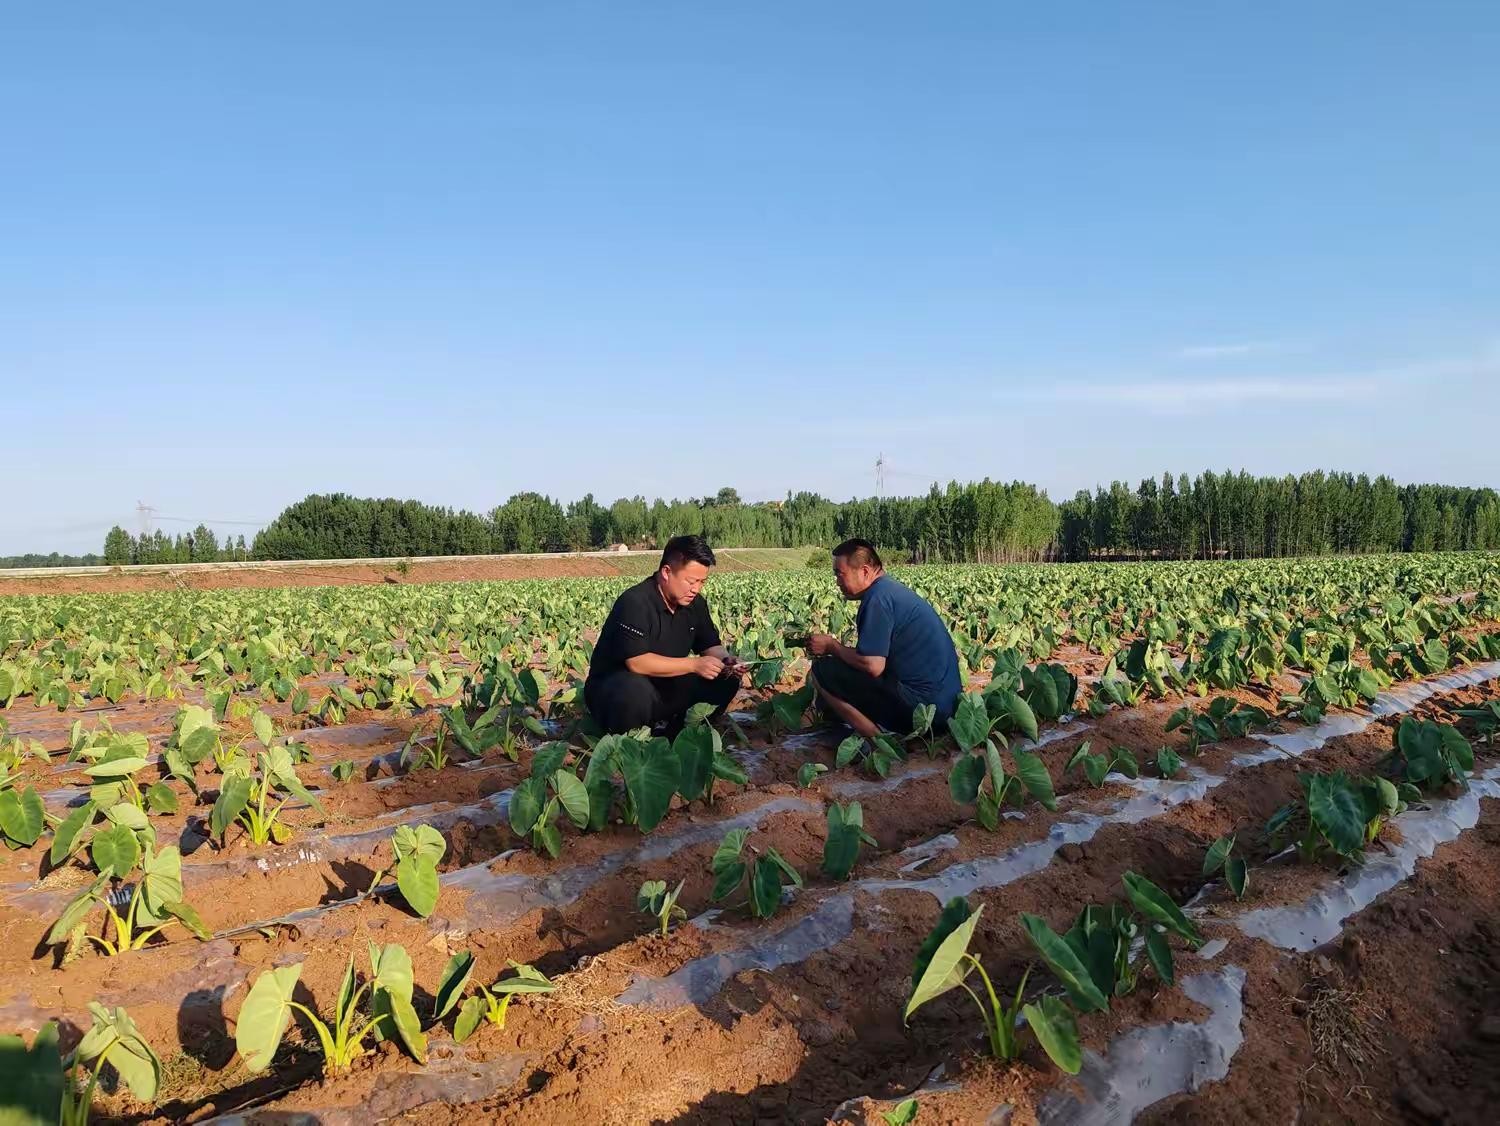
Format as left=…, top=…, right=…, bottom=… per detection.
left=626, top=652, right=724, bottom=679
left=807, top=634, right=887, bottom=678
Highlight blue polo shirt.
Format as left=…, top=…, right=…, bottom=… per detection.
left=856, top=574, right=962, bottom=720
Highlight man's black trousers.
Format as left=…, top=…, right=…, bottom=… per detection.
left=584, top=670, right=739, bottom=735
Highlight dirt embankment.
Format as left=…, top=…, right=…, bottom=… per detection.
left=0, top=549, right=808, bottom=596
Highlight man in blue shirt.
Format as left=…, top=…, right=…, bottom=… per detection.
left=807, top=539, right=962, bottom=738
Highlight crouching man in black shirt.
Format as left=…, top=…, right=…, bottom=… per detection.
left=584, top=535, right=747, bottom=735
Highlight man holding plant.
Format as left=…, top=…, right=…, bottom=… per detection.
left=585, top=535, right=747, bottom=734
left=808, top=539, right=961, bottom=738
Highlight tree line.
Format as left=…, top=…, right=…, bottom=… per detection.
left=91, top=470, right=1500, bottom=568
left=1057, top=471, right=1500, bottom=560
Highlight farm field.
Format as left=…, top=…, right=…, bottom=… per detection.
left=3, top=553, right=1500, bottom=1124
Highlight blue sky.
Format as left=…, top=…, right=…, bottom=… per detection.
left=4, top=2, right=1497, bottom=555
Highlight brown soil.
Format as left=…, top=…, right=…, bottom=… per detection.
left=3, top=665, right=1499, bottom=1124
left=0, top=549, right=802, bottom=596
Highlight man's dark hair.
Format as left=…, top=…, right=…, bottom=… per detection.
left=832, top=539, right=883, bottom=570
left=660, top=534, right=716, bottom=571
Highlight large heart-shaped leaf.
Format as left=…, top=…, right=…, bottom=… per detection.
left=905, top=904, right=981, bottom=1020
left=617, top=737, right=679, bottom=833
left=1023, top=994, right=1082, bottom=1074
left=673, top=726, right=717, bottom=802
left=0, top=786, right=45, bottom=846
left=948, top=693, right=992, bottom=752
left=90, top=822, right=140, bottom=877
left=1122, top=871, right=1204, bottom=947
left=210, top=773, right=253, bottom=839
left=235, top=964, right=301, bottom=1073
left=1020, top=913, right=1109, bottom=1013
left=1305, top=774, right=1366, bottom=857
left=76, top=1003, right=160, bottom=1101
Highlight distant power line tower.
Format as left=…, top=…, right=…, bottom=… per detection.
left=136, top=501, right=158, bottom=537
left=875, top=453, right=885, bottom=496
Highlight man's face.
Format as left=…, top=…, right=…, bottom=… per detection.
left=833, top=556, right=877, bottom=600
left=659, top=560, right=710, bottom=608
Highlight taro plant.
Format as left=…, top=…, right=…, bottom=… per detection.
left=509, top=746, right=591, bottom=858
left=388, top=824, right=445, bottom=918
left=758, top=682, right=816, bottom=737
left=796, top=762, right=828, bottom=788
left=0, top=1005, right=161, bottom=1125
left=47, top=842, right=211, bottom=956
left=904, top=899, right=1080, bottom=1073
left=672, top=709, right=748, bottom=805
left=637, top=878, right=688, bottom=937
left=1021, top=871, right=1204, bottom=1004
left=1456, top=699, right=1500, bottom=744
left=1389, top=716, right=1473, bottom=791
left=210, top=747, right=323, bottom=846
left=905, top=703, right=940, bottom=757
left=711, top=828, right=803, bottom=918
left=949, top=699, right=1056, bottom=827
left=834, top=733, right=906, bottom=778
left=821, top=801, right=876, bottom=880
left=452, top=962, right=556, bottom=1042
left=1154, top=745, right=1184, bottom=779
left=235, top=943, right=427, bottom=1075
left=1166, top=697, right=1276, bottom=754
left=1202, top=834, right=1248, bottom=900
left=0, top=777, right=46, bottom=851
left=580, top=732, right=681, bottom=834
left=1065, top=741, right=1142, bottom=787
left=440, top=702, right=515, bottom=761
left=1266, top=770, right=1416, bottom=863
left=330, top=758, right=356, bottom=783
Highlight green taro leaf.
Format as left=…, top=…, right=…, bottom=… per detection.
left=1012, top=750, right=1057, bottom=810
left=750, top=856, right=785, bottom=917
left=393, top=823, right=446, bottom=866
left=948, top=693, right=992, bottom=753
left=617, top=737, right=679, bottom=833
left=76, top=1003, right=160, bottom=1101
left=49, top=800, right=97, bottom=865
left=508, top=774, right=547, bottom=836
left=673, top=725, right=717, bottom=802
left=46, top=871, right=110, bottom=945
left=0, top=786, right=45, bottom=846
left=1020, top=913, right=1109, bottom=1013
left=1306, top=773, right=1367, bottom=856
left=0, top=1021, right=65, bottom=1126
left=145, top=782, right=178, bottom=815
left=835, top=735, right=866, bottom=769
left=453, top=995, right=485, bottom=1043
left=235, top=964, right=302, bottom=1073
left=911, top=896, right=973, bottom=994
left=948, top=753, right=986, bottom=804
left=1023, top=994, right=1082, bottom=1075
left=1121, top=871, right=1204, bottom=947
left=211, top=773, right=253, bottom=839
left=90, top=821, right=140, bottom=877
left=796, top=762, right=827, bottom=788
left=1144, top=928, right=1175, bottom=985
left=1225, top=856, right=1249, bottom=900
left=396, top=857, right=440, bottom=918
left=552, top=770, right=591, bottom=828
left=435, top=951, right=476, bottom=1020
left=1203, top=835, right=1234, bottom=876
left=83, top=756, right=148, bottom=779
left=881, top=1099, right=919, bottom=1126
left=905, top=904, right=981, bottom=1020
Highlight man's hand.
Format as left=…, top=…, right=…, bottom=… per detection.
left=721, top=655, right=750, bottom=679
left=807, top=633, right=839, bottom=657
left=693, top=654, right=726, bottom=680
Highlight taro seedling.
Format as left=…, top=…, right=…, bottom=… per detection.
left=1456, top=699, right=1500, bottom=744
left=905, top=703, right=940, bottom=757
left=1167, top=697, right=1276, bottom=753
left=1154, top=745, right=1183, bottom=779
left=210, top=747, right=323, bottom=846
left=796, top=762, right=829, bottom=788
left=1266, top=771, right=1416, bottom=863
left=1021, top=871, right=1204, bottom=1003
left=673, top=713, right=748, bottom=805
left=440, top=702, right=515, bottom=761
left=331, top=758, right=356, bottom=782
left=1389, top=716, right=1473, bottom=791
left=882, top=1100, right=919, bottom=1126
left=236, top=944, right=426, bottom=1075
left=1, top=1005, right=161, bottom=1124
left=711, top=828, right=803, bottom=918
left=1202, top=834, right=1249, bottom=900
left=757, top=683, right=816, bottom=737
left=904, top=899, right=1080, bottom=1073
left=1086, top=672, right=1142, bottom=717
left=386, top=824, right=445, bottom=918
left=452, top=962, right=556, bottom=1043
left=637, top=878, right=688, bottom=936
left=582, top=733, right=681, bottom=834
left=822, top=801, right=877, bottom=880
left=403, top=725, right=453, bottom=772
left=835, top=733, right=906, bottom=778
left=509, top=746, right=591, bottom=858
left=949, top=737, right=1056, bottom=828
left=1065, top=741, right=1141, bottom=787
left=47, top=843, right=211, bottom=956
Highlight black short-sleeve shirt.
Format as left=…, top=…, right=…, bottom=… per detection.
left=587, top=576, right=722, bottom=684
